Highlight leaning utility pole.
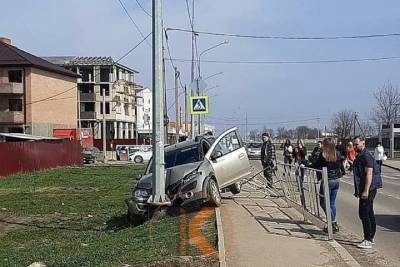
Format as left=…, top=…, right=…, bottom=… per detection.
left=190, top=0, right=195, bottom=139
left=149, top=0, right=167, bottom=205
left=174, top=67, right=180, bottom=143
left=184, top=85, right=188, bottom=136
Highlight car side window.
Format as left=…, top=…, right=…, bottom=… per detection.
left=214, top=131, right=241, bottom=156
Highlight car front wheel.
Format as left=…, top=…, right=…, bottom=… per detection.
left=127, top=209, right=144, bottom=226
left=206, top=179, right=221, bottom=207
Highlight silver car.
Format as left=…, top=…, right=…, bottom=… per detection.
left=246, top=142, right=263, bottom=159
left=126, top=127, right=251, bottom=225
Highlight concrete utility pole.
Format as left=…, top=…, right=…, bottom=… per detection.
left=190, top=0, right=195, bottom=140
left=317, top=117, right=320, bottom=141
left=149, top=0, right=168, bottom=205
left=353, top=112, right=357, bottom=137
left=102, top=88, right=107, bottom=162
left=174, top=67, right=180, bottom=143
left=184, top=85, right=188, bottom=136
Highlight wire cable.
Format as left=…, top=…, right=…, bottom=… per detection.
left=117, top=0, right=151, bottom=47
left=134, top=0, right=152, bottom=18
left=166, top=27, right=400, bottom=40
left=26, top=33, right=151, bottom=106
left=167, top=56, right=400, bottom=65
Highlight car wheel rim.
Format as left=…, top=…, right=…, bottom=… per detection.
left=211, top=181, right=220, bottom=203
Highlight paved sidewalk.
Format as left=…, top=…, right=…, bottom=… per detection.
left=220, top=190, right=351, bottom=267
left=382, top=159, right=400, bottom=171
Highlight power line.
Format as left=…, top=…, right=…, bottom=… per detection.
left=167, top=56, right=400, bottom=65
left=26, top=33, right=151, bottom=106
left=164, top=30, right=185, bottom=89
left=134, top=0, right=152, bottom=18
left=166, top=27, right=400, bottom=40
left=117, top=0, right=151, bottom=47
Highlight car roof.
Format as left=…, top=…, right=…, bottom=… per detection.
left=165, top=136, right=214, bottom=153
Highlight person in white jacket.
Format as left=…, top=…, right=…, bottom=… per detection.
left=374, top=142, right=384, bottom=173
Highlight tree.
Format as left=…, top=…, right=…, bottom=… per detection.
left=331, top=109, right=354, bottom=139
left=276, top=127, right=287, bottom=140
left=372, top=82, right=400, bottom=125
left=295, top=126, right=310, bottom=139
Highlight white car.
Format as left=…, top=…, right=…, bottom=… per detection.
left=129, top=150, right=152, bottom=164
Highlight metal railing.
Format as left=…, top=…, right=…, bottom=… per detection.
left=241, top=162, right=334, bottom=240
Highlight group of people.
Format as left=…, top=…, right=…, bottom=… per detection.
left=260, top=134, right=383, bottom=249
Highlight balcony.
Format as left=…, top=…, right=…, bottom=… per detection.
left=80, top=93, right=96, bottom=102
left=80, top=111, right=96, bottom=120
left=0, top=111, right=24, bottom=124
left=0, top=83, right=23, bottom=94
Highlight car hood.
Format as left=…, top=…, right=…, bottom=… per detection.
left=136, top=161, right=203, bottom=190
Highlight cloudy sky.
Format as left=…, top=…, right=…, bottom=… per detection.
left=2, top=0, right=400, bottom=134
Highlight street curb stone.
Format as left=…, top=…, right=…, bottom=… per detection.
left=382, top=163, right=400, bottom=171
left=215, top=207, right=226, bottom=267
left=328, top=240, right=361, bottom=267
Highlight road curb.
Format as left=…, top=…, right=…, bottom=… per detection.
left=328, top=240, right=361, bottom=267
left=215, top=207, right=226, bottom=267
left=382, top=163, right=400, bottom=171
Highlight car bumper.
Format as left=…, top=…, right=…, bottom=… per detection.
left=125, top=197, right=148, bottom=216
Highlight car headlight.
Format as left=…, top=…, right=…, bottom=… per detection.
left=133, top=189, right=150, bottom=198
left=183, top=169, right=201, bottom=183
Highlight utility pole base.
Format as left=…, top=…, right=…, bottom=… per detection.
left=147, top=194, right=171, bottom=206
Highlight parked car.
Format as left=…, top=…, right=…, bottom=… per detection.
left=126, top=127, right=251, bottom=225
left=129, top=150, right=152, bottom=164
left=82, top=146, right=102, bottom=164
left=246, top=142, right=262, bottom=159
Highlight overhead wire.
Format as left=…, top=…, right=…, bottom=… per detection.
left=167, top=56, right=400, bottom=65
left=166, top=28, right=400, bottom=40
left=26, top=33, right=151, bottom=106
left=134, top=0, right=152, bottom=18
left=117, top=0, right=152, bottom=47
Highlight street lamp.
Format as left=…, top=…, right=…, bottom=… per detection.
left=203, top=71, right=223, bottom=81
left=204, top=85, right=220, bottom=93
left=197, top=40, right=228, bottom=78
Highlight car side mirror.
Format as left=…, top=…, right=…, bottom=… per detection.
left=136, top=174, right=143, bottom=180
left=211, top=151, right=223, bottom=160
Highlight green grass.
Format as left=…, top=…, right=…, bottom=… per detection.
left=0, top=166, right=217, bottom=266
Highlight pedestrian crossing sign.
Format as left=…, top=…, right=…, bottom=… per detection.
left=190, top=95, right=209, bottom=115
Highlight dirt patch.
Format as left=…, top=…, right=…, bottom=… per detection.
left=131, top=256, right=218, bottom=267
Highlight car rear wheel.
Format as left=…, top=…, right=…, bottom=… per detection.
left=229, top=182, right=241, bottom=194
left=206, top=179, right=221, bottom=207
left=134, top=155, right=144, bottom=164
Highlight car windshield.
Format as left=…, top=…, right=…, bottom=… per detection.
left=248, top=143, right=262, bottom=149
left=145, top=145, right=201, bottom=174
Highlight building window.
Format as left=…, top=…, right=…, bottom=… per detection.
left=82, top=102, right=95, bottom=112
left=8, top=70, right=22, bottom=83
left=9, top=99, right=22, bottom=111
left=100, top=102, right=110, bottom=114
left=100, top=67, right=110, bottom=82
left=79, top=67, right=93, bottom=82
left=100, top=84, right=110, bottom=96
left=78, top=83, right=94, bottom=93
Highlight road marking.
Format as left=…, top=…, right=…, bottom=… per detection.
left=340, top=180, right=400, bottom=200
left=381, top=174, right=400, bottom=180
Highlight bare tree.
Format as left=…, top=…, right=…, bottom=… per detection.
left=276, top=127, right=287, bottom=140
left=331, top=109, right=354, bottom=139
left=373, top=82, right=400, bottom=125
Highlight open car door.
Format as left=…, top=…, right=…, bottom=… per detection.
left=205, top=127, right=251, bottom=189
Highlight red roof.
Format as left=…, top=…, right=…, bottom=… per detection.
left=0, top=42, right=80, bottom=78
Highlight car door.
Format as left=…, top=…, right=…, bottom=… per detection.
left=205, top=127, right=251, bottom=188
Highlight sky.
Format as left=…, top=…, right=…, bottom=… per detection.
left=1, top=0, right=400, bottom=135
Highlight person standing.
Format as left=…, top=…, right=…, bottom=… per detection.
left=374, top=142, right=384, bottom=173
left=353, top=136, right=383, bottom=249
left=293, top=139, right=307, bottom=208
left=261, top=132, right=276, bottom=188
left=309, top=141, right=322, bottom=165
left=313, top=138, right=342, bottom=233
left=336, top=140, right=347, bottom=175
left=282, top=139, right=293, bottom=165
left=347, top=142, right=356, bottom=173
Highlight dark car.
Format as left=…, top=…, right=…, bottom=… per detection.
left=82, top=146, right=102, bottom=164
left=246, top=142, right=262, bottom=159
left=126, top=128, right=251, bottom=225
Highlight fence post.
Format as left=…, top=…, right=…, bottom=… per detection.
left=322, top=167, right=333, bottom=240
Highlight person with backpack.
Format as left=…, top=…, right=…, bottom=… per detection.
left=313, top=138, right=342, bottom=233
left=353, top=136, right=383, bottom=249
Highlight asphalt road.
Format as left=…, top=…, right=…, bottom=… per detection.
left=336, top=166, right=400, bottom=266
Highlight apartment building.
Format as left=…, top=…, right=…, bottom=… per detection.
left=45, top=56, right=144, bottom=140
left=0, top=37, right=79, bottom=136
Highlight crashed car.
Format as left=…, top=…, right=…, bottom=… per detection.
left=126, top=127, right=251, bottom=225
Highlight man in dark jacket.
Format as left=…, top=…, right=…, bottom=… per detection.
left=353, top=136, right=383, bottom=249
left=261, top=132, right=276, bottom=188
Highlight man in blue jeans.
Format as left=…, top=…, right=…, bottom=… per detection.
left=353, top=136, right=383, bottom=249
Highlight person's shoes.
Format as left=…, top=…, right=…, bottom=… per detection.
left=370, top=239, right=375, bottom=245
left=357, top=240, right=373, bottom=249
left=333, top=222, right=339, bottom=233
